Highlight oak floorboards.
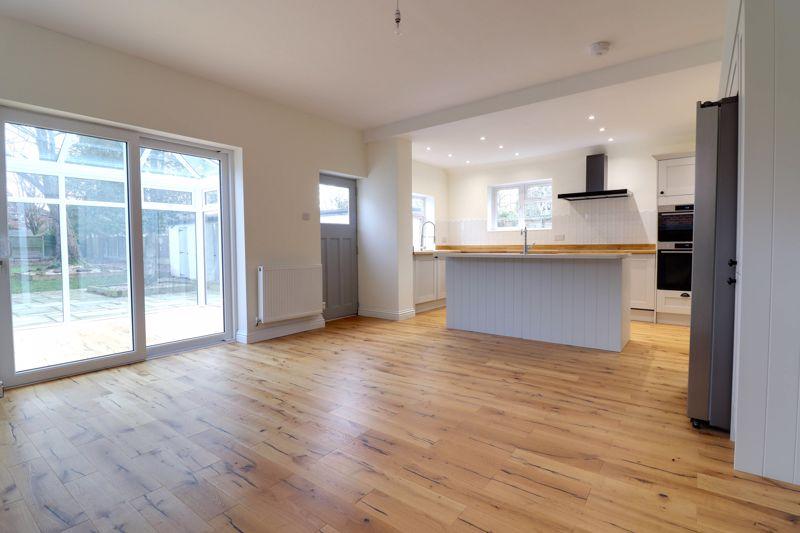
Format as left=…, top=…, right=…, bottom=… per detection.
left=1, top=308, right=798, bottom=532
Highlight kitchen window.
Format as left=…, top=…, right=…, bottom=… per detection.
left=412, top=193, right=435, bottom=250
left=489, top=179, right=552, bottom=230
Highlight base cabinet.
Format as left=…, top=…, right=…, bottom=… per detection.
left=657, top=290, right=692, bottom=315
left=414, top=254, right=447, bottom=305
left=629, top=255, right=656, bottom=311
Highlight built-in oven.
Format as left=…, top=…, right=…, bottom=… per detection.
left=658, top=204, right=694, bottom=242
left=657, top=242, right=693, bottom=292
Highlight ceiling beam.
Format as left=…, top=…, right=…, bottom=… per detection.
left=364, top=40, right=721, bottom=142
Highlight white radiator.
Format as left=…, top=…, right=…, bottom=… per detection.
left=257, top=265, right=323, bottom=324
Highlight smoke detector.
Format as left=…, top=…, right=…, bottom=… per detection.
left=590, top=41, right=611, bottom=56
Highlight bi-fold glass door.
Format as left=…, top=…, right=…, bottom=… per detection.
left=0, top=108, right=232, bottom=388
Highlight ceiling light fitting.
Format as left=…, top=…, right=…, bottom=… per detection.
left=590, top=41, right=611, bottom=56
left=394, top=0, right=402, bottom=36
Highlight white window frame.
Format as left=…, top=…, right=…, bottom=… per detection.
left=488, top=179, right=552, bottom=231
left=412, top=193, right=435, bottom=251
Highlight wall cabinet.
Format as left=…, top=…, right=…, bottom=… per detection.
left=629, top=255, right=656, bottom=311
left=414, top=254, right=447, bottom=305
left=658, top=156, right=696, bottom=198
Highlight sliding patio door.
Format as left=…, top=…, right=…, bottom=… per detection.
left=0, top=108, right=232, bottom=388
left=138, top=142, right=229, bottom=349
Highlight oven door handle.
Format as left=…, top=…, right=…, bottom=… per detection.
left=658, top=250, right=693, bottom=254
left=658, top=211, right=694, bottom=216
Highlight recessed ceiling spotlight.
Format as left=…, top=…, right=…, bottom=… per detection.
left=608, top=137, right=615, bottom=142
left=466, top=160, right=471, bottom=164
left=480, top=136, right=486, bottom=141
left=514, top=152, right=520, bottom=157
left=447, top=153, right=453, bottom=158
left=599, top=127, right=606, bottom=132
left=498, top=145, right=504, bottom=149
left=425, top=146, right=431, bottom=151
left=588, top=115, right=596, bottom=121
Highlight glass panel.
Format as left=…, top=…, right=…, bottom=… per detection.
left=8, top=202, right=62, bottom=329
left=66, top=206, right=130, bottom=326
left=64, top=135, right=126, bottom=169
left=4, top=124, right=133, bottom=372
left=412, top=196, right=425, bottom=216
left=141, top=149, right=192, bottom=177
left=524, top=182, right=553, bottom=229
left=495, top=187, right=520, bottom=228
left=204, top=213, right=221, bottom=306
left=143, top=188, right=193, bottom=205
left=4, top=124, right=65, bottom=161
left=6, top=173, right=59, bottom=199
left=140, top=147, right=224, bottom=346
left=319, top=183, right=349, bottom=224
left=66, top=177, right=125, bottom=202
left=204, top=190, right=219, bottom=205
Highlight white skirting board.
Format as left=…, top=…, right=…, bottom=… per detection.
left=415, top=299, right=446, bottom=314
left=631, top=308, right=656, bottom=322
left=236, top=314, right=325, bottom=344
left=358, top=307, right=416, bottom=321
left=656, top=312, right=691, bottom=327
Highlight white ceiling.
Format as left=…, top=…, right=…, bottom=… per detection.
left=0, top=0, right=726, bottom=129
left=410, top=62, right=721, bottom=168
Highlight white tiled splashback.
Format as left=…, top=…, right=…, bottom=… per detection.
left=446, top=196, right=655, bottom=245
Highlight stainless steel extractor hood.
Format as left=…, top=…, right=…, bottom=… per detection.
left=557, top=153, right=630, bottom=201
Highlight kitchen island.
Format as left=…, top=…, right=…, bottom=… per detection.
left=445, top=253, right=630, bottom=351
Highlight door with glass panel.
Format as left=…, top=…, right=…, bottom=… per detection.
left=0, top=109, right=231, bottom=388
left=0, top=111, right=142, bottom=386
left=319, top=174, right=357, bottom=320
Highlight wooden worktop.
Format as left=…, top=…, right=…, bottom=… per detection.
left=431, top=243, right=656, bottom=255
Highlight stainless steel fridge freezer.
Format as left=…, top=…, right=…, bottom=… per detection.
left=687, top=96, right=738, bottom=431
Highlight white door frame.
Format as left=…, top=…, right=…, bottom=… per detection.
left=0, top=106, right=235, bottom=388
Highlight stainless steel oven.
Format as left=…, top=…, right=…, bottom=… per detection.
left=658, top=204, right=694, bottom=242
left=657, top=242, right=693, bottom=292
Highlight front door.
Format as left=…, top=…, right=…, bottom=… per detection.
left=319, top=175, right=357, bottom=320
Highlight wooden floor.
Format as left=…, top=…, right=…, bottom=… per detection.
left=1, top=309, right=799, bottom=532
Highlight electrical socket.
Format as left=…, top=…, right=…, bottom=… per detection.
left=554, top=234, right=566, bottom=241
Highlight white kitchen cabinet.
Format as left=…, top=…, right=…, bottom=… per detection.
left=413, top=254, right=437, bottom=304
left=436, top=256, right=447, bottom=299
left=629, top=255, right=656, bottom=310
left=414, top=253, right=448, bottom=305
left=658, top=156, right=695, bottom=198
left=657, top=290, right=692, bottom=315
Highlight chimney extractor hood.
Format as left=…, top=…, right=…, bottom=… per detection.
left=557, top=153, right=630, bottom=201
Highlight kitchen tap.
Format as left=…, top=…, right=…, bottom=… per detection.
left=521, top=226, right=534, bottom=255
left=420, top=220, right=436, bottom=251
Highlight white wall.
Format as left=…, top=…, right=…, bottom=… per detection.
left=358, top=139, right=415, bottom=320
left=445, top=138, right=694, bottom=246
left=723, top=0, right=800, bottom=484
left=0, top=17, right=367, bottom=338
left=411, top=160, right=449, bottom=245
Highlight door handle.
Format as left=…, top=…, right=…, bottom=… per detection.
left=728, top=259, right=738, bottom=267
left=727, top=277, right=737, bottom=285
left=680, top=293, right=690, bottom=298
